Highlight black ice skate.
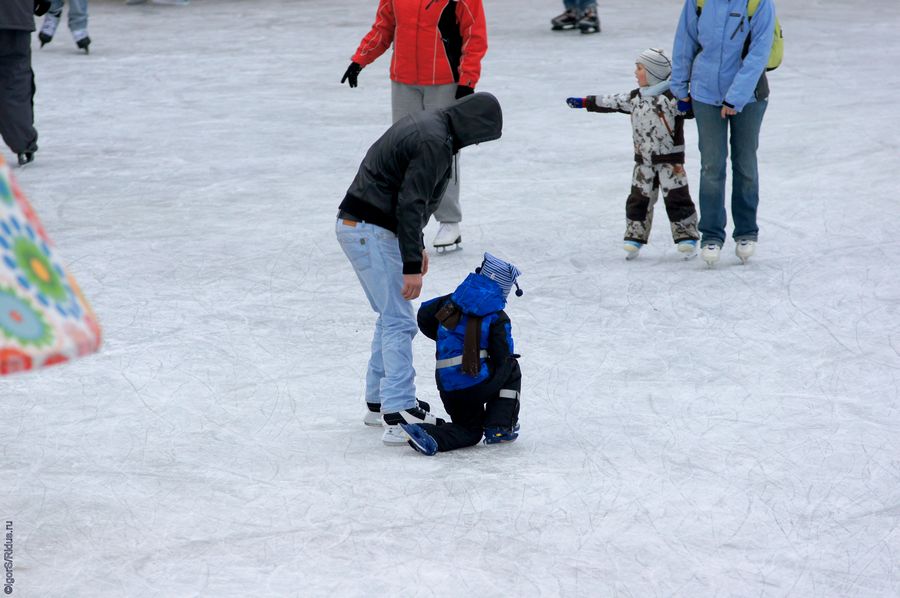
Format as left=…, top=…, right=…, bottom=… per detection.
left=577, top=9, right=601, bottom=34
left=432, top=222, right=461, bottom=253
left=383, top=405, right=444, bottom=427
left=73, top=30, right=91, bottom=54
left=17, top=152, right=34, bottom=167
left=38, top=10, right=61, bottom=47
left=551, top=9, right=578, bottom=31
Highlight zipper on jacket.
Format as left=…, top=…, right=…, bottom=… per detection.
left=731, top=15, right=745, bottom=39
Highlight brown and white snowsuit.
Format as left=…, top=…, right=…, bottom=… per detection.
left=586, top=88, right=699, bottom=245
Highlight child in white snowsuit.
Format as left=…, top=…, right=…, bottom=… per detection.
left=567, top=48, right=700, bottom=259
left=401, top=253, right=523, bottom=456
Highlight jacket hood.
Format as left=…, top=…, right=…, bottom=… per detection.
left=444, top=92, right=503, bottom=150
left=450, top=273, right=505, bottom=316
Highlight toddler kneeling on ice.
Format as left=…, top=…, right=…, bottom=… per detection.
left=402, top=253, right=523, bottom=456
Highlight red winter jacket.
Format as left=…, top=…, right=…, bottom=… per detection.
left=351, top=0, right=488, bottom=88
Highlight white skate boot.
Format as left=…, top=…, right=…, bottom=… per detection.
left=677, top=239, right=698, bottom=259
left=623, top=240, right=641, bottom=260
left=701, top=243, right=721, bottom=266
left=735, top=240, right=756, bottom=264
left=364, top=402, right=382, bottom=427
left=432, top=222, right=461, bottom=253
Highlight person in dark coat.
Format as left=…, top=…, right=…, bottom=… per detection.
left=336, top=91, right=503, bottom=446
left=402, top=252, right=523, bottom=456
left=0, top=0, right=42, bottom=165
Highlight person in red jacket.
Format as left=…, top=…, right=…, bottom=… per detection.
left=341, top=0, right=488, bottom=254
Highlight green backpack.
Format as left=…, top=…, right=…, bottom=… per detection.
left=696, top=0, right=784, bottom=71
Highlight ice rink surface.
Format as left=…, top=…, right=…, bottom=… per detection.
left=2, top=0, right=899, bottom=595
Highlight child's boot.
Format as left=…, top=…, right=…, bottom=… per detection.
left=38, top=10, right=62, bottom=47
left=624, top=240, right=642, bottom=260
left=677, top=239, right=698, bottom=259
left=484, top=423, right=520, bottom=445
left=402, top=424, right=439, bottom=456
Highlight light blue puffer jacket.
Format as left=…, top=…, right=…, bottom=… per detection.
left=670, top=0, right=775, bottom=112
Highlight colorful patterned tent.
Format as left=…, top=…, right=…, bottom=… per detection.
left=0, top=155, right=101, bottom=376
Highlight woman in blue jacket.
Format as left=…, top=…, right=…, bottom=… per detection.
left=671, top=0, right=774, bottom=265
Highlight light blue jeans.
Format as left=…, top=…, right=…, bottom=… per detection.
left=336, top=219, right=417, bottom=414
left=49, top=0, right=89, bottom=33
left=693, top=99, right=767, bottom=246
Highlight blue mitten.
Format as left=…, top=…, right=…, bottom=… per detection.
left=677, top=98, right=692, bottom=113
left=566, top=97, right=585, bottom=109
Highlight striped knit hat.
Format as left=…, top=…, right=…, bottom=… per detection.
left=477, top=252, right=523, bottom=299
left=637, top=48, right=672, bottom=86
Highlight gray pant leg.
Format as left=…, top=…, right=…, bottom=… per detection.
left=423, top=84, right=461, bottom=224
left=390, top=81, right=424, bottom=124
left=390, top=82, right=462, bottom=224
left=0, top=30, right=38, bottom=155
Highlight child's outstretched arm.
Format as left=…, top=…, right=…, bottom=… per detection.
left=566, top=92, right=634, bottom=114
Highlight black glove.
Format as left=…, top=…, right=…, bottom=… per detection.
left=340, top=62, right=362, bottom=88
left=455, top=85, right=474, bottom=99
left=34, top=0, right=51, bottom=16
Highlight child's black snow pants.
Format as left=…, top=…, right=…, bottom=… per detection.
left=420, top=360, right=521, bottom=452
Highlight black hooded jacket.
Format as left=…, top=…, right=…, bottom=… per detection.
left=0, top=0, right=36, bottom=31
left=339, top=92, right=502, bottom=274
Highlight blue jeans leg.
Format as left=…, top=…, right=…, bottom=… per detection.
left=49, top=0, right=89, bottom=32
left=336, top=220, right=417, bottom=414
left=564, top=0, right=596, bottom=11
left=694, top=101, right=729, bottom=246
left=729, top=99, right=767, bottom=241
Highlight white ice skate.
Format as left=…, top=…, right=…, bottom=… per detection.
left=623, top=240, right=641, bottom=260
left=735, top=240, right=756, bottom=264
left=382, top=425, right=408, bottom=445
left=432, top=222, right=461, bottom=253
left=677, top=239, right=698, bottom=260
left=701, top=243, right=721, bottom=266
left=364, top=411, right=382, bottom=427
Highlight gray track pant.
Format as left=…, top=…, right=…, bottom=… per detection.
left=391, top=81, right=461, bottom=224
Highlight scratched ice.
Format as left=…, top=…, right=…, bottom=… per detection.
left=1, top=0, right=898, bottom=596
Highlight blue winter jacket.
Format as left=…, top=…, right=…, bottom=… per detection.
left=418, top=273, right=515, bottom=395
left=671, top=0, right=775, bottom=112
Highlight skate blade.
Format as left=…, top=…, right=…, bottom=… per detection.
left=434, top=242, right=462, bottom=254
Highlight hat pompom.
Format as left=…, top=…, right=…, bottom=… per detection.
left=478, top=252, right=523, bottom=299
